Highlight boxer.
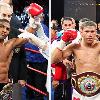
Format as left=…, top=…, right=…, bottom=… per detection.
left=51, top=21, right=100, bottom=100
left=0, top=19, right=28, bottom=90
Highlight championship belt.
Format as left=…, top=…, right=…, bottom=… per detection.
left=14, top=47, right=20, bottom=53
left=72, top=72, right=100, bottom=97
left=0, top=83, right=13, bottom=99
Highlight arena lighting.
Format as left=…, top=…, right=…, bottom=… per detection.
left=96, top=4, right=100, bottom=5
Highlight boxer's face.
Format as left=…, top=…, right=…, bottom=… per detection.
left=0, top=6, right=12, bottom=21
left=0, top=22, right=10, bottom=39
left=62, top=20, right=73, bottom=31
left=81, top=26, right=96, bottom=44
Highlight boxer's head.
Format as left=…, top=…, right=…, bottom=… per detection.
left=61, top=17, right=75, bottom=31
left=0, top=19, right=10, bottom=39
left=0, top=2, right=13, bottom=21
left=80, top=21, right=97, bottom=44
left=79, top=18, right=91, bottom=31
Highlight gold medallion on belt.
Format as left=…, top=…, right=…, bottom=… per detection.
left=72, top=72, right=100, bottom=97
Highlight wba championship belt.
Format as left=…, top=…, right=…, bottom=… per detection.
left=72, top=72, right=100, bottom=97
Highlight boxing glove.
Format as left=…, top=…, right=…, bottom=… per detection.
left=61, top=30, right=77, bottom=42
left=26, top=3, right=43, bottom=16
left=57, top=30, right=77, bottom=50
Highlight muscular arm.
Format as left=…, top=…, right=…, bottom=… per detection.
left=11, top=38, right=28, bottom=48
left=51, top=43, right=73, bottom=64
left=51, top=48, right=63, bottom=64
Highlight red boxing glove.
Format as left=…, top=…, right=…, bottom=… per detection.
left=26, top=3, right=43, bottom=16
left=61, top=30, right=77, bottom=42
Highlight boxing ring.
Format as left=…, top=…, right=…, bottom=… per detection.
left=0, top=47, right=49, bottom=100
left=25, top=47, right=49, bottom=96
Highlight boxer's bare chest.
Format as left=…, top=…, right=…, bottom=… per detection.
left=73, top=43, right=100, bottom=65
left=0, top=43, right=13, bottom=62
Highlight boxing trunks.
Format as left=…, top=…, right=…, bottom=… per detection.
left=72, top=72, right=100, bottom=97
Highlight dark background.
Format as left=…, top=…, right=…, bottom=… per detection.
left=12, top=0, right=49, bottom=26
left=12, top=0, right=100, bottom=24
left=12, top=0, right=48, bottom=13
left=51, top=0, right=100, bottom=23
left=51, top=0, right=64, bottom=21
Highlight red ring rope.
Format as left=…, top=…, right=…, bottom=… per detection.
left=27, top=66, right=47, bottom=76
left=25, top=47, right=48, bottom=96
left=27, top=66, right=53, bottom=77
left=26, top=83, right=48, bottom=96
left=25, top=48, right=40, bottom=53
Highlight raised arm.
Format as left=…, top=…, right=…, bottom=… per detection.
left=51, top=43, right=73, bottom=64
left=4, top=38, right=28, bottom=57
left=18, top=29, right=49, bottom=59
left=51, top=30, right=77, bottom=64
left=11, top=38, right=28, bottom=48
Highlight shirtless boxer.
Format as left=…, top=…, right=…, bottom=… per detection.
left=0, top=19, right=28, bottom=90
left=0, top=18, right=47, bottom=82
left=51, top=21, right=100, bottom=100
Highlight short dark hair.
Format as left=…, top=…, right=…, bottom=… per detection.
left=61, top=17, right=74, bottom=25
left=0, top=19, right=10, bottom=24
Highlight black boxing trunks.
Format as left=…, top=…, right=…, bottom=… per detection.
left=72, top=72, right=100, bottom=97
